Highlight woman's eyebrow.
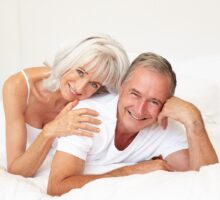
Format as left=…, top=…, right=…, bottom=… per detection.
left=78, top=67, right=88, bottom=75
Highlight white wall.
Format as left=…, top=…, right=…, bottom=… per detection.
left=1, top=0, right=220, bottom=97
left=0, top=0, right=21, bottom=96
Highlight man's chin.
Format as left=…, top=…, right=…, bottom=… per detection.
left=126, top=121, right=155, bottom=132
left=124, top=124, right=145, bottom=134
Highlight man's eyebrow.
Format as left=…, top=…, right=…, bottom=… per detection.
left=129, top=88, right=141, bottom=94
left=129, top=88, right=164, bottom=105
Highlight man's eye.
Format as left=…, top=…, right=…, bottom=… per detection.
left=76, top=69, right=85, bottom=77
left=151, top=100, right=159, bottom=106
left=90, top=82, right=99, bottom=89
left=130, top=92, right=139, bottom=97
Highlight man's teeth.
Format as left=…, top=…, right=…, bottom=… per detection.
left=128, top=110, right=147, bottom=120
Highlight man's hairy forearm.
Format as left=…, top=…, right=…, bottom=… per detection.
left=186, top=119, right=218, bottom=170
left=48, top=165, right=133, bottom=196
left=48, top=159, right=171, bottom=196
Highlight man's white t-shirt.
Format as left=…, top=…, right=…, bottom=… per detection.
left=57, top=93, right=188, bottom=172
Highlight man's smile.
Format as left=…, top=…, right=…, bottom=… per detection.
left=127, top=109, right=148, bottom=121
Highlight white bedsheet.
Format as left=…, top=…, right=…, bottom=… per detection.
left=0, top=163, right=220, bottom=200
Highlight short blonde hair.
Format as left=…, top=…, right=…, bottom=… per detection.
left=42, top=34, right=130, bottom=93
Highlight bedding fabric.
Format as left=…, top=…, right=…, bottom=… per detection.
left=0, top=163, right=220, bottom=200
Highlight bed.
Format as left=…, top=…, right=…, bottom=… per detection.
left=0, top=54, right=220, bottom=200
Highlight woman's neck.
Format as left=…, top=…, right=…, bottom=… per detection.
left=35, top=80, right=69, bottom=112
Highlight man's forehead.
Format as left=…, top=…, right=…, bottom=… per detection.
left=126, top=67, right=157, bottom=82
left=122, top=67, right=172, bottom=99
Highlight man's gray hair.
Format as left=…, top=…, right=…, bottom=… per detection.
left=42, top=34, right=130, bottom=93
left=122, top=52, right=176, bottom=95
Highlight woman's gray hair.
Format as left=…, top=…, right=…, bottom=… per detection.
left=42, top=34, right=130, bottom=93
left=122, top=52, right=177, bottom=96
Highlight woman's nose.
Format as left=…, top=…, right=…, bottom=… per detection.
left=75, top=79, right=88, bottom=94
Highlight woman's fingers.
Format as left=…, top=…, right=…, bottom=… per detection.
left=77, top=115, right=101, bottom=125
left=46, top=107, right=102, bottom=137
left=71, top=99, right=79, bottom=107
left=68, top=129, right=95, bottom=137
left=58, top=100, right=79, bottom=117
left=76, top=122, right=100, bottom=133
left=75, top=108, right=99, bottom=117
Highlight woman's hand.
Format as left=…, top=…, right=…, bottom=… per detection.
left=43, top=100, right=101, bottom=138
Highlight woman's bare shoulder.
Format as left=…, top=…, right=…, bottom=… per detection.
left=3, top=66, right=50, bottom=100
left=4, top=66, right=48, bottom=86
left=23, top=66, right=51, bottom=80
left=3, top=72, right=28, bottom=112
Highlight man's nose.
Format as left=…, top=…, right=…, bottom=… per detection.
left=136, top=101, right=147, bottom=116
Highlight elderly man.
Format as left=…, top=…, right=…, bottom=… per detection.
left=47, top=52, right=218, bottom=196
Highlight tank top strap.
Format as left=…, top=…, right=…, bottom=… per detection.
left=21, top=69, right=30, bottom=104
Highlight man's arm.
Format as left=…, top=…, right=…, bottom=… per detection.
left=158, top=96, right=218, bottom=171
left=48, top=151, right=174, bottom=196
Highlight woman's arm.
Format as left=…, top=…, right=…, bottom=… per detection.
left=3, top=72, right=55, bottom=177
left=3, top=70, right=101, bottom=177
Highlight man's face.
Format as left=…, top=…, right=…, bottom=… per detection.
left=117, top=66, right=172, bottom=134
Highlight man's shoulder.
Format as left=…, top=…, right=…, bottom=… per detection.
left=76, top=93, right=118, bottom=110
left=90, top=93, right=118, bottom=104
left=140, top=119, right=185, bottom=136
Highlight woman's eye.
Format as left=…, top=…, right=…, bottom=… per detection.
left=90, top=82, right=99, bottom=89
left=76, top=69, right=85, bottom=77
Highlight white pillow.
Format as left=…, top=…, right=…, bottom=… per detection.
left=175, top=76, right=220, bottom=125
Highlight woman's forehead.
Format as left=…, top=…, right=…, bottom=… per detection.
left=81, top=66, right=106, bottom=84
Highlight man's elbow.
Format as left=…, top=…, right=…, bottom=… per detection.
left=47, top=179, right=63, bottom=196
left=189, top=158, right=219, bottom=171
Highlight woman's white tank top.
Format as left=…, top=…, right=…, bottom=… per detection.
left=21, top=70, right=57, bottom=153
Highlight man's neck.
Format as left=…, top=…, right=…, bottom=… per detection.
left=114, top=126, right=138, bottom=151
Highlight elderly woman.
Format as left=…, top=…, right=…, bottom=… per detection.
left=3, top=34, right=130, bottom=177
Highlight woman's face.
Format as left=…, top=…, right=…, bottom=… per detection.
left=59, top=66, right=103, bottom=101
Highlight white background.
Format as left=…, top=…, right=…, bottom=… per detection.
left=1, top=0, right=220, bottom=98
